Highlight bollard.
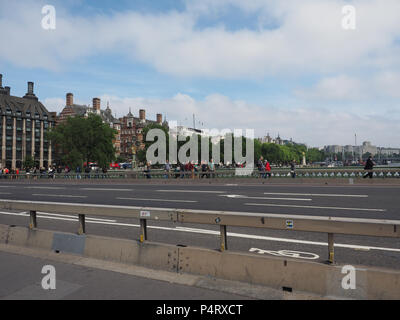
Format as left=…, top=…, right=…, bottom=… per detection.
left=220, top=225, right=228, bottom=252
left=140, top=219, right=148, bottom=243
left=328, top=233, right=335, bottom=264
left=78, top=214, right=86, bottom=235
left=29, top=210, right=37, bottom=229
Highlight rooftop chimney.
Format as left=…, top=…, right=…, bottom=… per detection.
left=66, top=93, right=74, bottom=107
left=23, top=81, right=38, bottom=100
left=93, top=98, right=101, bottom=112
left=0, top=74, right=3, bottom=88
left=5, top=86, right=10, bottom=95
left=139, top=109, right=146, bottom=121
left=157, top=114, right=162, bottom=124
left=28, top=82, right=34, bottom=95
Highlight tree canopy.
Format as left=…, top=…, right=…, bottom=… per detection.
left=47, top=114, right=117, bottom=169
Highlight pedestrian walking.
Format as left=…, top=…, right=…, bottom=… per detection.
left=76, top=166, right=82, bottom=179
left=363, top=156, right=375, bottom=179
left=164, top=160, right=171, bottom=179
left=201, top=161, right=209, bottom=179
left=290, top=160, right=296, bottom=179
left=257, top=156, right=264, bottom=178
left=209, top=159, right=216, bottom=179
left=265, top=160, right=272, bottom=179
left=144, top=162, right=151, bottom=179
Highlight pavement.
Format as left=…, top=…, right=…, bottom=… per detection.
left=0, top=180, right=398, bottom=271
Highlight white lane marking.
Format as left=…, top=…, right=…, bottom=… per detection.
left=3, top=211, right=116, bottom=223
left=156, top=190, right=226, bottom=194
left=25, top=187, right=66, bottom=190
left=32, top=194, right=88, bottom=198
left=263, top=192, right=368, bottom=198
left=1, top=211, right=399, bottom=253
left=0, top=186, right=15, bottom=188
left=0, top=192, right=12, bottom=195
left=220, top=194, right=312, bottom=201
left=117, top=197, right=198, bottom=203
left=249, top=248, right=320, bottom=260
left=36, top=212, right=116, bottom=222
left=81, top=188, right=134, bottom=192
left=245, top=203, right=386, bottom=212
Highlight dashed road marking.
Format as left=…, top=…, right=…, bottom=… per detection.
left=32, top=194, right=88, bottom=198
left=263, top=192, right=368, bottom=198
left=245, top=203, right=386, bottom=212
left=117, top=197, right=197, bottom=203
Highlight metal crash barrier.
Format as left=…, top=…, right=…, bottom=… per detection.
left=0, top=199, right=399, bottom=264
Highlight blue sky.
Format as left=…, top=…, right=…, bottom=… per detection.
left=1, top=0, right=399, bottom=147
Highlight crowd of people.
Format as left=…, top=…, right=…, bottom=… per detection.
left=0, top=165, right=110, bottom=179
left=144, top=160, right=219, bottom=179
left=257, top=157, right=273, bottom=179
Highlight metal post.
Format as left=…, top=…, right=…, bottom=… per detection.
left=78, top=214, right=86, bottom=235
left=29, top=210, right=37, bottom=229
left=140, top=219, right=147, bottom=243
left=328, top=233, right=335, bottom=264
left=220, top=225, right=228, bottom=252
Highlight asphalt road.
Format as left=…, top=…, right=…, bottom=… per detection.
left=0, top=181, right=399, bottom=270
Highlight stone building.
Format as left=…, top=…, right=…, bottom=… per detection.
left=0, top=74, right=56, bottom=170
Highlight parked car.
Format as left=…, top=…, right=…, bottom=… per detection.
left=109, top=162, right=120, bottom=169
left=121, top=163, right=132, bottom=169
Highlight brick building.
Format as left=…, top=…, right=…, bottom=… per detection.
left=119, top=109, right=166, bottom=162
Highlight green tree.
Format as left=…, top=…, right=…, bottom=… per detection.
left=47, top=114, right=117, bottom=169
left=306, top=148, right=325, bottom=163
left=23, top=155, right=35, bottom=169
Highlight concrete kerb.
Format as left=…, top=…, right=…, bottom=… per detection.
left=1, top=223, right=399, bottom=299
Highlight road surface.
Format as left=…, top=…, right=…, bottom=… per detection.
left=0, top=181, right=398, bottom=271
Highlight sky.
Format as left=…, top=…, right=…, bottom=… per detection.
left=0, top=0, right=399, bottom=148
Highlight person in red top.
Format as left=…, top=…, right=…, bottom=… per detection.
left=264, top=160, right=272, bottom=179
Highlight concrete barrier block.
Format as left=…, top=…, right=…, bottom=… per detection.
left=0, top=224, right=9, bottom=244
left=178, top=246, right=331, bottom=295
left=4, top=226, right=53, bottom=250
left=84, top=235, right=178, bottom=272
left=52, top=233, right=86, bottom=255
left=366, top=269, right=400, bottom=299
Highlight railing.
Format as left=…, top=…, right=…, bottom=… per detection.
left=1, top=168, right=400, bottom=180
left=0, top=199, right=398, bottom=264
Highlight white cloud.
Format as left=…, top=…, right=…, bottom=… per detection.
left=295, top=72, right=400, bottom=101
left=1, top=0, right=400, bottom=78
